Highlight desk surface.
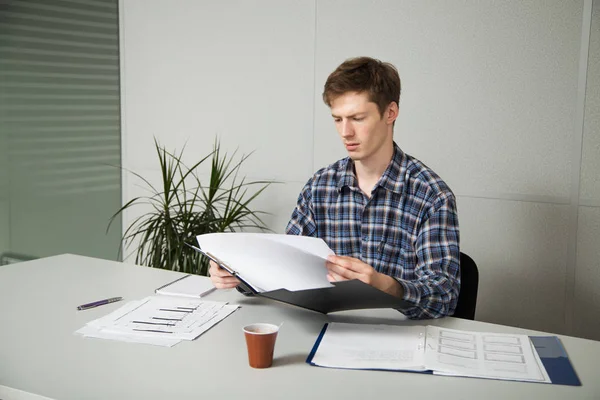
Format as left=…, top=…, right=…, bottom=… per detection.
left=1, top=254, right=599, bottom=400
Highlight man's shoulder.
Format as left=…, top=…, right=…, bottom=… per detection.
left=403, top=153, right=455, bottom=202
left=306, top=157, right=348, bottom=189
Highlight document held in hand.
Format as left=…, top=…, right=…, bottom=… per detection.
left=196, top=232, right=335, bottom=292
left=194, top=233, right=412, bottom=314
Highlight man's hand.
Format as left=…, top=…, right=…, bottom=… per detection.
left=208, top=260, right=240, bottom=289
left=326, top=255, right=404, bottom=298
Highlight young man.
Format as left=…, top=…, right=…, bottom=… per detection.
left=209, top=56, right=460, bottom=319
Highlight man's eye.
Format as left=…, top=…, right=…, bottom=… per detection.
left=353, top=117, right=364, bottom=121
left=334, top=118, right=341, bottom=123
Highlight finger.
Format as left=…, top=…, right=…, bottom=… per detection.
left=209, top=264, right=234, bottom=278
left=212, top=275, right=240, bottom=284
left=326, top=263, right=358, bottom=280
left=327, top=255, right=356, bottom=270
left=327, top=271, right=347, bottom=282
left=214, top=280, right=240, bottom=289
left=328, top=256, right=370, bottom=274
left=211, top=275, right=241, bottom=289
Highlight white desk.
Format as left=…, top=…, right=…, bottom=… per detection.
left=1, top=254, right=599, bottom=400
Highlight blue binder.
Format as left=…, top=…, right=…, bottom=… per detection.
left=529, top=336, right=581, bottom=386
left=307, top=324, right=581, bottom=386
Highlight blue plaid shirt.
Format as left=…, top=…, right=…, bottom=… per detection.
left=286, top=143, right=460, bottom=319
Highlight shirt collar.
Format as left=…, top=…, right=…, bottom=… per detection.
left=377, top=142, right=406, bottom=194
left=336, top=142, right=407, bottom=194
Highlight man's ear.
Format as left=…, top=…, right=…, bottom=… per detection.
left=386, top=102, right=399, bottom=125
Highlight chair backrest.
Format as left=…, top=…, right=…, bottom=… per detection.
left=453, top=252, right=479, bottom=320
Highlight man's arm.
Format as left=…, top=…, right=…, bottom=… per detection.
left=285, top=180, right=317, bottom=237
left=393, top=193, right=460, bottom=319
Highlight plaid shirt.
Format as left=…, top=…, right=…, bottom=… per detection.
left=286, top=143, right=460, bottom=319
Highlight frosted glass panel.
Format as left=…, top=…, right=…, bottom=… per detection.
left=0, top=0, right=121, bottom=261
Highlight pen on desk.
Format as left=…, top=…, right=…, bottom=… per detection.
left=77, top=296, right=123, bottom=311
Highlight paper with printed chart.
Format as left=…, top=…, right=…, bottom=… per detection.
left=425, top=326, right=550, bottom=383
left=76, top=296, right=239, bottom=346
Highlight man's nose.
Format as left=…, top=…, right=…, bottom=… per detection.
left=340, top=121, right=354, bottom=137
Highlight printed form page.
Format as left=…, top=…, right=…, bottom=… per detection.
left=424, top=326, right=551, bottom=383
left=310, top=323, right=427, bottom=371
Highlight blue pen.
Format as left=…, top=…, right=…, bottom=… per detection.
left=77, top=296, right=123, bottom=310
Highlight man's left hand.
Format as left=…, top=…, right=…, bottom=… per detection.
left=326, top=255, right=404, bottom=298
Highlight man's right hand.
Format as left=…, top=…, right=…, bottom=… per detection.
left=208, top=260, right=241, bottom=289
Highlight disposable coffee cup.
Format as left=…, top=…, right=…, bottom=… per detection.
left=243, top=323, right=279, bottom=368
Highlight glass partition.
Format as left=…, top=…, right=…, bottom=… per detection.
left=0, top=0, right=121, bottom=262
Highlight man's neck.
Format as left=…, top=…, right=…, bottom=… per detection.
left=354, top=142, right=395, bottom=197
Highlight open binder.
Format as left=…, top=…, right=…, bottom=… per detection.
left=186, top=239, right=410, bottom=314
left=306, top=323, right=581, bottom=386
left=243, top=279, right=410, bottom=314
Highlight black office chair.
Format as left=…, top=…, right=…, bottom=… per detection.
left=452, top=252, right=479, bottom=320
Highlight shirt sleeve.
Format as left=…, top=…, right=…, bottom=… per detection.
left=285, top=179, right=318, bottom=237
left=394, top=193, right=461, bottom=319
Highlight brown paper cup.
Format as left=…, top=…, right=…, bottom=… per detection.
left=243, top=323, right=279, bottom=368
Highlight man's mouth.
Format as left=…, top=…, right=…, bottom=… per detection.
left=345, top=143, right=359, bottom=151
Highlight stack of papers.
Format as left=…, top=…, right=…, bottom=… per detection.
left=76, top=296, right=239, bottom=347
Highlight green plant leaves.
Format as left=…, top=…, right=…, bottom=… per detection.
left=108, top=138, right=275, bottom=275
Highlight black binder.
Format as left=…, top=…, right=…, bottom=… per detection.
left=186, top=243, right=410, bottom=314
left=243, top=279, right=410, bottom=314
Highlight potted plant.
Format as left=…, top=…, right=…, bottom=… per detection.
left=109, top=138, right=274, bottom=276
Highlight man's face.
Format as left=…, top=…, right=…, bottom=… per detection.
left=330, top=91, right=394, bottom=162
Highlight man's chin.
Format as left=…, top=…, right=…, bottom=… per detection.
left=346, top=152, right=362, bottom=161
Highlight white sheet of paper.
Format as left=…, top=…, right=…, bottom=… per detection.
left=310, top=322, right=428, bottom=371
left=76, top=325, right=181, bottom=347
left=257, top=233, right=335, bottom=259
left=424, top=327, right=551, bottom=383
left=196, top=233, right=334, bottom=292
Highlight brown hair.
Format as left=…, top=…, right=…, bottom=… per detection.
left=322, top=56, right=401, bottom=117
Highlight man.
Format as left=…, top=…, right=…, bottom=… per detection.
left=209, top=56, right=460, bottom=319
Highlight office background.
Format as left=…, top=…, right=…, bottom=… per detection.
left=1, top=0, right=599, bottom=341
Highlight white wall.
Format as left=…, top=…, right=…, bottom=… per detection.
left=120, top=0, right=600, bottom=340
